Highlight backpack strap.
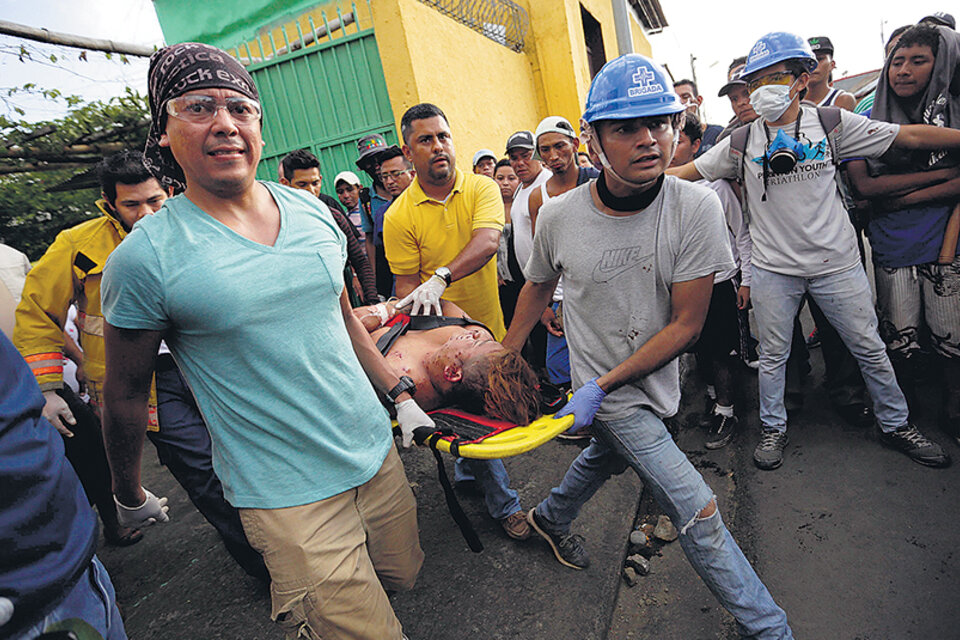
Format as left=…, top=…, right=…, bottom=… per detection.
left=816, top=106, right=843, bottom=167
left=728, top=123, right=751, bottom=184
left=816, top=106, right=859, bottom=211
left=728, top=123, right=752, bottom=222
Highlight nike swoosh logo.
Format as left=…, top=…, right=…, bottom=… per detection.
left=592, top=248, right=653, bottom=283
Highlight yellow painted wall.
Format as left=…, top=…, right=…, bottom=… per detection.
left=373, top=0, right=542, bottom=162
left=630, top=12, right=653, bottom=56
left=373, top=0, right=654, bottom=159
left=224, top=0, right=654, bottom=162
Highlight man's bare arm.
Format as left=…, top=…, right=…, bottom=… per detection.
left=340, top=289, right=410, bottom=401
left=528, top=188, right=543, bottom=235
left=394, top=273, right=420, bottom=299
left=597, top=274, right=714, bottom=393
left=502, top=277, right=560, bottom=352
left=445, top=228, right=501, bottom=282
left=102, top=324, right=163, bottom=505
left=894, top=124, right=960, bottom=151
left=845, top=159, right=958, bottom=199
left=885, top=176, right=960, bottom=210
left=666, top=161, right=704, bottom=181
left=835, top=92, right=857, bottom=112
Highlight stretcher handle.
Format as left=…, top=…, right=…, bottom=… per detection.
left=390, top=425, right=441, bottom=447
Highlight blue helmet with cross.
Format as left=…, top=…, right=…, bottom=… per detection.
left=741, top=32, right=818, bottom=78
left=582, top=54, right=685, bottom=123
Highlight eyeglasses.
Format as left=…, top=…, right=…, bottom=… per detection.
left=166, top=95, right=262, bottom=124
left=746, top=71, right=796, bottom=94
left=379, top=169, right=410, bottom=182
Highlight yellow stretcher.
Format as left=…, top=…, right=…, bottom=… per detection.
left=393, top=407, right=575, bottom=459
left=393, top=400, right=575, bottom=553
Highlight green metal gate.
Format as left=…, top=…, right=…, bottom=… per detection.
left=228, top=1, right=397, bottom=196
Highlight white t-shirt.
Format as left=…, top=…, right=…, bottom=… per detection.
left=511, top=168, right=552, bottom=271
left=524, top=178, right=735, bottom=420
left=538, top=181, right=566, bottom=302
left=0, top=243, right=31, bottom=302
left=702, top=179, right=752, bottom=286
left=695, top=106, right=899, bottom=277
left=63, top=305, right=82, bottom=395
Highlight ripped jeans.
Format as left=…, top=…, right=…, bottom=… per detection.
left=537, top=407, right=792, bottom=640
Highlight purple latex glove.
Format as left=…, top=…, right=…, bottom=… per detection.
left=555, top=378, right=606, bottom=433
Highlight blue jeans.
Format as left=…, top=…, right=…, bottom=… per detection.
left=752, top=264, right=909, bottom=433
left=546, top=302, right=571, bottom=386
left=19, top=556, right=126, bottom=640
left=453, top=458, right=522, bottom=520
left=537, top=407, right=792, bottom=639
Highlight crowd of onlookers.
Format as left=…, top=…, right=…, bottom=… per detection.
left=1, top=11, right=958, bottom=640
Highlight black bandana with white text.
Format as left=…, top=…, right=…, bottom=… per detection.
left=144, top=43, right=259, bottom=193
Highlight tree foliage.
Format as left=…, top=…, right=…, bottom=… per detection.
left=0, top=90, right=150, bottom=260
left=0, top=171, right=98, bottom=260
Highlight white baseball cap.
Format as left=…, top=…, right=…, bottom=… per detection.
left=334, top=170, right=362, bottom=187
left=472, top=149, right=498, bottom=167
left=533, top=116, right=578, bottom=159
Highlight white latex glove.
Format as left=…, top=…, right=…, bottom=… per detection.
left=115, top=487, right=170, bottom=528
left=395, top=398, right=436, bottom=448
left=42, top=390, right=76, bottom=438
left=0, top=596, right=13, bottom=627
left=395, top=275, right=447, bottom=316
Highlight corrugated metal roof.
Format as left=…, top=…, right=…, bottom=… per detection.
left=628, top=0, right=667, bottom=33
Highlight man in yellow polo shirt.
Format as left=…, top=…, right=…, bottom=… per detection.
left=385, top=103, right=506, bottom=340
left=384, top=103, right=529, bottom=540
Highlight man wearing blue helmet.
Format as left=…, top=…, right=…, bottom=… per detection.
left=672, top=32, right=960, bottom=471
left=504, top=54, right=794, bottom=639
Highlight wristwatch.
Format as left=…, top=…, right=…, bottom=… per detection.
left=434, top=266, right=453, bottom=286
left=387, top=375, right=417, bottom=402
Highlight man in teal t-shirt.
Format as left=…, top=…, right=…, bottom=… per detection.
left=100, top=43, right=432, bottom=640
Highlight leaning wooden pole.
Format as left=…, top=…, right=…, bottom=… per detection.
left=0, top=20, right=157, bottom=57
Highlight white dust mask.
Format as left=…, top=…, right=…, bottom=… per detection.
left=749, top=83, right=795, bottom=122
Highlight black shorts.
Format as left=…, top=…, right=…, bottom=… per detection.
left=694, top=278, right=741, bottom=360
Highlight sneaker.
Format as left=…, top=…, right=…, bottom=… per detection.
left=879, top=424, right=951, bottom=468
left=806, top=328, right=820, bottom=348
left=556, top=426, right=593, bottom=441
left=698, top=397, right=716, bottom=427
left=705, top=413, right=738, bottom=450
left=527, top=507, right=590, bottom=569
left=501, top=510, right=532, bottom=540
left=753, top=429, right=788, bottom=470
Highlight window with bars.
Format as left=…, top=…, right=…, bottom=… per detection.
left=417, top=0, right=529, bottom=52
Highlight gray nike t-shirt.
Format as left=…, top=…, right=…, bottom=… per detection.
left=524, top=177, right=735, bottom=420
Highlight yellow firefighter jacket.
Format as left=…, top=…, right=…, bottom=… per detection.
left=13, top=200, right=158, bottom=429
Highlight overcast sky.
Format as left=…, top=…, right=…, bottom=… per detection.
left=0, top=0, right=951, bottom=123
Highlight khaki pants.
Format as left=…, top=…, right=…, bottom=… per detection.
left=239, top=447, right=423, bottom=640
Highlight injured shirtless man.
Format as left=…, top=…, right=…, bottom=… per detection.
left=355, top=299, right=541, bottom=426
